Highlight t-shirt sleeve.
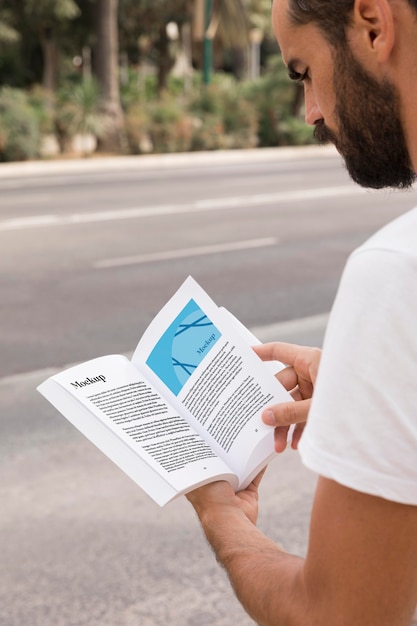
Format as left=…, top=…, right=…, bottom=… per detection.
left=298, top=247, right=417, bottom=504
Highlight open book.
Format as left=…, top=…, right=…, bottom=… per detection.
left=37, top=277, right=291, bottom=506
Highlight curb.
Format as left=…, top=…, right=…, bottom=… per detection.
left=0, top=145, right=338, bottom=179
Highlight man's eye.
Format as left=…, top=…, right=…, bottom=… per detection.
left=297, top=69, right=309, bottom=84
left=288, top=68, right=309, bottom=84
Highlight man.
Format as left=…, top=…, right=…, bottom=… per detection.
left=186, top=0, right=417, bottom=624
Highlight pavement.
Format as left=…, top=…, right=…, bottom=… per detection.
left=0, top=144, right=339, bottom=178
left=4, top=144, right=416, bottom=625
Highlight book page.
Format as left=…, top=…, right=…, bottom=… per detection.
left=44, top=354, right=237, bottom=498
left=219, top=306, right=285, bottom=376
left=133, top=277, right=292, bottom=488
left=220, top=306, right=295, bottom=449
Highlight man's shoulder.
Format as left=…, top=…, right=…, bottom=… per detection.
left=356, top=205, right=417, bottom=257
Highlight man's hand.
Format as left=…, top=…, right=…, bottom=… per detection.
left=253, top=342, right=321, bottom=452
left=186, top=468, right=267, bottom=527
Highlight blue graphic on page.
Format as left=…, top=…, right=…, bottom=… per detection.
left=146, top=299, right=221, bottom=396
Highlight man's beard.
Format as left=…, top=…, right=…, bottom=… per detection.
left=314, top=49, right=415, bottom=190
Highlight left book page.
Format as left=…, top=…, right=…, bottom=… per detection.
left=37, top=354, right=237, bottom=506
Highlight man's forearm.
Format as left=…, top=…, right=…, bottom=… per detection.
left=194, top=504, right=308, bottom=626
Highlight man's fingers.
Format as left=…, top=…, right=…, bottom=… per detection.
left=254, top=342, right=301, bottom=366
left=254, top=342, right=321, bottom=384
left=262, top=398, right=311, bottom=427
left=290, top=423, right=306, bottom=450
left=249, top=466, right=268, bottom=489
left=276, top=365, right=298, bottom=391
left=274, top=426, right=290, bottom=453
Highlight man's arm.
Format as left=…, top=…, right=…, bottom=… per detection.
left=188, top=474, right=417, bottom=626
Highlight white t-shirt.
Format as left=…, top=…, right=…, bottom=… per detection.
left=298, top=206, right=417, bottom=505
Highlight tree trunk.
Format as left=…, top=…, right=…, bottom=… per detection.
left=93, top=0, right=125, bottom=152
left=40, top=29, right=58, bottom=96
left=156, top=24, right=171, bottom=94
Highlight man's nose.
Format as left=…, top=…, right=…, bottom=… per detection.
left=304, top=85, right=323, bottom=126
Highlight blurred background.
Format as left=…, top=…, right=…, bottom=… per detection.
left=0, top=0, right=312, bottom=162
left=2, top=2, right=417, bottom=626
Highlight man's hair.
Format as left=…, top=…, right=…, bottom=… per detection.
left=287, top=0, right=417, bottom=47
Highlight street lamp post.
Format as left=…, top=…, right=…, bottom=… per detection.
left=203, top=0, right=213, bottom=85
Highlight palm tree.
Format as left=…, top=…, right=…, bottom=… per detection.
left=195, top=0, right=270, bottom=80
left=199, top=0, right=249, bottom=81
left=218, top=0, right=276, bottom=78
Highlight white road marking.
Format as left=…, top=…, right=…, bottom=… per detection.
left=94, top=238, right=278, bottom=269
left=0, top=184, right=365, bottom=232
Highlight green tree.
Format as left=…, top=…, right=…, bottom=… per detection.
left=119, top=0, right=191, bottom=94
left=119, top=0, right=252, bottom=89
left=0, top=9, right=21, bottom=86
left=10, top=0, right=80, bottom=93
left=0, top=10, right=19, bottom=45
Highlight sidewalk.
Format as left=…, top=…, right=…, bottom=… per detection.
left=0, top=144, right=338, bottom=179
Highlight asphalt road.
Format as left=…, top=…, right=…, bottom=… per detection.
left=2, top=146, right=417, bottom=626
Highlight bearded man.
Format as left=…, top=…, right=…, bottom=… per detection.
left=186, top=1, right=417, bottom=624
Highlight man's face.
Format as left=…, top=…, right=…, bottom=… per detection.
left=273, top=0, right=416, bottom=189
left=315, top=44, right=416, bottom=189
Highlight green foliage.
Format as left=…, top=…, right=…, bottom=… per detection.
left=190, top=115, right=226, bottom=151
left=120, top=70, right=143, bottom=110
left=55, top=79, right=109, bottom=151
left=0, top=1, right=315, bottom=160
left=125, top=72, right=259, bottom=155
left=246, top=0, right=275, bottom=36
left=124, top=105, right=150, bottom=154
left=189, top=74, right=258, bottom=150
left=22, top=0, right=80, bottom=20
left=279, top=117, right=315, bottom=146
left=126, top=95, right=194, bottom=154
left=188, top=81, right=227, bottom=151
left=0, top=88, right=41, bottom=161
left=242, top=55, right=306, bottom=147
left=0, top=18, right=19, bottom=43
left=148, top=97, right=194, bottom=153
left=121, top=56, right=314, bottom=154
left=27, top=86, right=55, bottom=134
left=120, top=69, right=158, bottom=109
left=0, top=46, right=22, bottom=87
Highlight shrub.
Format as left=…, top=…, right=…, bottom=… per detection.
left=189, top=77, right=258, bottom=150
left=242, top=55, right=306, bottom=147
left=189, top=114, right=227, bottom=151
left=146, top=96, right=194, bottom=153
left=27, top=86, right=55, bottom=135
left=124, top=105, right=151, bottom=154
left=55, top=78, right=109, bottom=153
left=279, top=116, right=315, bottom=146
left=0, top=87, right=40, bottom=161
left=0, top=57, right=317, bottom=161
left=221, top=92, right=258, bottom=149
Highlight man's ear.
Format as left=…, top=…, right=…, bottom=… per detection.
left=351, top=0, right=395, bottom=63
